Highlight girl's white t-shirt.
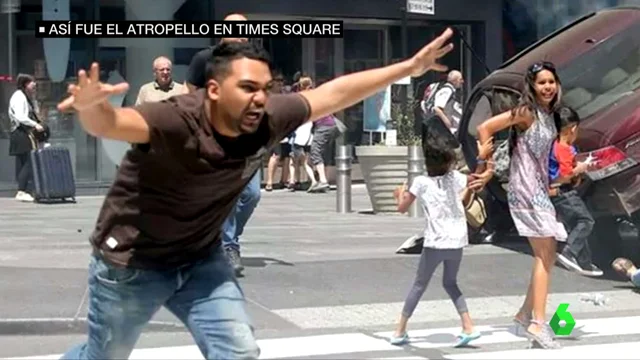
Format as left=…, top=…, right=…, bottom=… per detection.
left=409, top=170, right=469, bottom=249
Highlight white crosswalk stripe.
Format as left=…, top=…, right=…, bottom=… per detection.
left=7, top=315, right=638, bottom=360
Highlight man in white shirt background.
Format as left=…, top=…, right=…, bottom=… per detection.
left=426, top=70, right=464, bottom=133
left=135, top=56, right=184, bottom=106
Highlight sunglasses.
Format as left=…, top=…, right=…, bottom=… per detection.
left=529, top=61, right=556, bottom=75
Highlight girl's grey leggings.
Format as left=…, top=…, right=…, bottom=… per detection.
left=402, top=247, right=468, bottom=318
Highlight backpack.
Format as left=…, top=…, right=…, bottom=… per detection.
left=420, top=81, right=456, bottom=115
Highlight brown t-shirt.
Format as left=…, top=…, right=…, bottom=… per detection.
left=90, top=90, right=310, bottom=269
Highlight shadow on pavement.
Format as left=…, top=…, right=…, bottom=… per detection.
left=242, top=257, right=294, bottom=268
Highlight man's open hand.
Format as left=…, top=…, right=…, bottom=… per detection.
left=57, top=62, right=129, bottom=113
left=408, top=28, right=455, bottom=77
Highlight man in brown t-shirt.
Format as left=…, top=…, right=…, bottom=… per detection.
left=56, top=31, right=456, bottom=359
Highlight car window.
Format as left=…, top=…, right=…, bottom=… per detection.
left=558, top=21, right=640, bottom=120
left=467, top=87, right=520, bottom=141
left=467, top=93, right=491, bottom=138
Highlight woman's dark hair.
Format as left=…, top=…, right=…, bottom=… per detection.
left=423, top=134, right=456, bottom=177
left=16, top=73, right=35, bottom=92
left=15, top=73, right=40, bottom=123
left=512, top=61, right=562, bottom=119
left=505, top=61, right=562, bottom=155
left=554, top=105, right=580, bottom=132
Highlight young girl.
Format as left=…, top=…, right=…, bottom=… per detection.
left=390, top=134, right=492, bottom=347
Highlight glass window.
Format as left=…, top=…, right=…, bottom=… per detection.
left=263, top=37, right=302, bottom=81
left=0, top=0, right=214, bottom=191
left=314, top=38, right=334, bottom=86
left=557, top=21, right=640, bottom=120
left=342, top=29, right=384, bottom=150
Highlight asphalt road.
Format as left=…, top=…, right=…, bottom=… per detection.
left=1, top=185, right=639, bottom=359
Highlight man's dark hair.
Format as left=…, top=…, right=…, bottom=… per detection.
left=423, top=134, right=456, bottom=177
left=206, top=41, right=272, bottom=82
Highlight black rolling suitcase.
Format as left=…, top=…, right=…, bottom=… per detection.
left=30, top=146, right=76, bottom=203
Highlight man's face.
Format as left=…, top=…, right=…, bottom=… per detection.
left=453, top=75, right=464, bottom=89
left=154, top=59, right=172, bottom=86
left=208, top=57, right=272, bottom=136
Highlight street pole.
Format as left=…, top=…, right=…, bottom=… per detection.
left=2, top=0, right=19, bottom=77
left=400, top=0, right=408, bottom=130
left=335, top=145, right=352, bottom=213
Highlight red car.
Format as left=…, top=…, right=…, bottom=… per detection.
left=458, top=6, right=640, bottom=260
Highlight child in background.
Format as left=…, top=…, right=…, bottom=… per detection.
left=389, top=134, right=492, bottom=347
left=549, top=105, right=603, bottom=277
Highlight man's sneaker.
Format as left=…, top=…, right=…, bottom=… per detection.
left=579, top=263, right=604, bottom=277
left=225, top=247, right=244, bottom=277
left=557, top=250, right=583, bottom=272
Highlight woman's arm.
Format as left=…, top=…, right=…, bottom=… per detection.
left=460, top=187, right=473, bottom=208
left=475, top=107, right=533, bottom=172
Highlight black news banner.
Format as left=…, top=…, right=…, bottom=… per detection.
left=36, top=20, right=344, bottom=38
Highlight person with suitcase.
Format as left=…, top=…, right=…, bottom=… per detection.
left=8, top=73, right=45, bottom=202
left=56, top=29, right=455, bottom=359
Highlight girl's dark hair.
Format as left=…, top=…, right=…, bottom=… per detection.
left=16, top=73, right=35, bottom=91
left=423, top=134, right=456, bottom=177
left=512, top=61, right=562, bottom=119
left=554, top=105, right=580, bottom=132
left=506, top=61, right=562, bottom=155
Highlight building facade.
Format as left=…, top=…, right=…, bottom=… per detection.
left=0, top=0, right=636, bottom=193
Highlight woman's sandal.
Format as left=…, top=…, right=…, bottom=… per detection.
left=389, top=332, right=409, bottom=345
left=523, top=320, right=561, bottom=349
left=453, top=331, right=481, bottom=347
left=512, top=313, right=532, bottom=335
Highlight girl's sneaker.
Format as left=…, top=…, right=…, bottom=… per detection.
left=389, top=332, right=409, bottom=345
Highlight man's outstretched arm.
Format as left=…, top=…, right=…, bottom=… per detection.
left=57, top=63, right=183, bottom=148
left=299, top=28, right=454, bottom=122
left=74, top=101, right=151, bottom=143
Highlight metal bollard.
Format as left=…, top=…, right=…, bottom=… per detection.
left=407, top=145, right=425, bottom=218
left=336, top=145, right=353, bottom=213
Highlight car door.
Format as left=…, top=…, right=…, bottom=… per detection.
left=459, top=85, right=521, bottom=203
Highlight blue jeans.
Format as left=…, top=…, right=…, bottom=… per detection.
left=222, top=171, right=261, bottom=251
left=61, top=246, right=260, bottom=360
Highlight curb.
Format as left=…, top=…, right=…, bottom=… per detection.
left=0, top=318, right=184, bottom=335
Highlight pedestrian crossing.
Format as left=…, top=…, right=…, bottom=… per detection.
left=8, top=315, right=639, bottom=359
